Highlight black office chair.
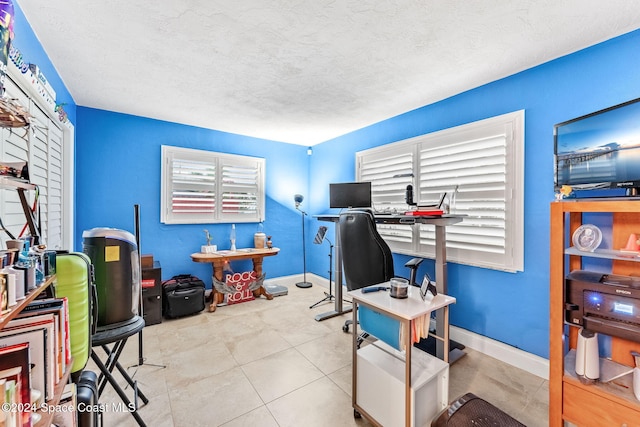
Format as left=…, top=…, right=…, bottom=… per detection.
left=339, top=209, right=423, bottom=335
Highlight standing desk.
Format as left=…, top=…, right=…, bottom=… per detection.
left=315, top=213, right=462, bottom=360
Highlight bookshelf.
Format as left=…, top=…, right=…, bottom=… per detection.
left=0, top=275, right=55, bottom=328
left=549, top=199, right=640, bottom=426
left=0, top=275, right=74, bottom=427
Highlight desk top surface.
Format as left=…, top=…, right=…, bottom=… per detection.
left=191, top=247, right=280, bottom=262
left=348, top=283, right=456, bottom=320
left=315, top=213, right=463, bottom=226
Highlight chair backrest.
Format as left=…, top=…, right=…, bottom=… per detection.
left=339, top=209, right=394, bottom=291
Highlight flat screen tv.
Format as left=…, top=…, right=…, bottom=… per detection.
left=329, top=182, right=372, bottom=208
left=554, top=97, right=640, bottom=196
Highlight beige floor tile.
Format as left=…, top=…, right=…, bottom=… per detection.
left=168, top=366, right=263, bottom=426
left=219, top=406, right=280, bottom=427
left=225, top=328, right=292, bottom=365
left=296, top=329, right=353, bottom=375
left=163, top=339, right=238, bottom=389
left=241, top=347, right=324, bottom=403
left=267, top=377, right=370, bottom=427
left=328, top=364, right=353, bottom=396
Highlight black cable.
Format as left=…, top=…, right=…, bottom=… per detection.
left=0, top=215, right=16, bottom=240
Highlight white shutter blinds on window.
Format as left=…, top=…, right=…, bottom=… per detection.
left=358, top=146, right=414, bottom=251
left=220, top=160, right=261, bottom=218
left=0, top=75, right=67, bottom=249
left=356, top=110, right=524, bottom=272
left=161, top=146, right=265, bottom=224
left=418, top=132, right=509, bottom=263
left=47, top=124, right=63, bottom=249
left=168, top=156, right=216, bottom=222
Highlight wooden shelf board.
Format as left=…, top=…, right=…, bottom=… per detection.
left=565, top=246, right=640, bottom=262
left=0, top=275, right=56, bottom=329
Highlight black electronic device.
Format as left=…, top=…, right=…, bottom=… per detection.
left=329, top=181, right=372, bottom=208
left=565, top=270, right=640, bottom=343
left=405, top=185, right=416, bottom=206
left=554, top=96, right=640, bottom=196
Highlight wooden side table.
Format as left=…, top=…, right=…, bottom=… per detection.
left=191, top=247, right=280, bottom=311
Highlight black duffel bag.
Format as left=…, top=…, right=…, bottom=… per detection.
left=162, top=274, right=206, bottom=318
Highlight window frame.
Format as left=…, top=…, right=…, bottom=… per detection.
left=356, top=110, right=524, bottom=272
left=161, top=145, right=265, bottom=224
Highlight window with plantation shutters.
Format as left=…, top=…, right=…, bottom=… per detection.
left=0, top=73, right=69, bottom=250
left=357, top=110, right=524, bottom=272
left=161, top=146, right=264, bottom=224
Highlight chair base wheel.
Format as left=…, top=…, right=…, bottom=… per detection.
left=342, top=324, right=349, bottom=333
left=353, top=409, right=361, bottom=418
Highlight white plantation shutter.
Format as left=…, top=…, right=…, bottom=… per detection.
left=357, top=111, right=524, bottom=272
left=358, top=145, right=415, bottom=252
left=161, top=146, right=264, bottom=224
left=0, top=75, right=67, bottom=249
left=220, top=160, right=261, bottom=219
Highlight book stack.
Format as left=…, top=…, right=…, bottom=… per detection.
left=0, top=297, right=71, bottom=426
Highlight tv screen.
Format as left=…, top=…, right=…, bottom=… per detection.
left=329, top=182, right=372, bottom=208
left=554, top=97, right=640, bottom=194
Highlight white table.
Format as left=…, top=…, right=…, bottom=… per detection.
left=348, top=284, right=456, bottom=427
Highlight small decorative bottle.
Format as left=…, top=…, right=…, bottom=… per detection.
left=230, top=224, right=236, bottom=251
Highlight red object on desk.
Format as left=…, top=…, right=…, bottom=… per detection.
left=405, top=209, right=443, bottom=216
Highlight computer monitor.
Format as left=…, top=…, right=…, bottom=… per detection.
left=329, top=182, right=372, bottom=208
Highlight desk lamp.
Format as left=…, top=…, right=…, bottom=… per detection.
left=294, top=194, right=312, bottom=288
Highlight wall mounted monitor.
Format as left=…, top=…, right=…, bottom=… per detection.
left=329, top=182, right=372, bottom=208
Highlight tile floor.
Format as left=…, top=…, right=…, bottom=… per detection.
left=88, top=276, right=549, bottom=427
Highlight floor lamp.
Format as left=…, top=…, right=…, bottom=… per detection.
left=294, top=194, right=312, bottom=288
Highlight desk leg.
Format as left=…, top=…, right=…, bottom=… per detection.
left=251, top=257, right=273, bottom=300
left=315, top=225, right=352, bottom=321
left=434, top=224, right=447, bottom=360
left=405, top=318, right=412, bottom=427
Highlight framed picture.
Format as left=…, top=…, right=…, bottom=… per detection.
left=420, top=273, right=437, bottom=302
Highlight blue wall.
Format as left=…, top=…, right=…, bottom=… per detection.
left=74, top=109, right=311, bottom=283
left=307, top=30, right=640, bottom=358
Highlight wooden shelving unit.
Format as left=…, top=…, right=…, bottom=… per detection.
left=0, top=275, right=55, bottom=328
left=0, top=275, right=72, bottom=427
left=549, top=199, right=640, bottom=426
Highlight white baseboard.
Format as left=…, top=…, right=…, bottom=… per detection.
left=450, top=325, right=549, bottom=380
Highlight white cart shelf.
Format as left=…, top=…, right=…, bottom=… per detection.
left=349, top=286, right=456, bottom=427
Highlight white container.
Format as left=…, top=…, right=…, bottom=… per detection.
left=201, top=245, right=217, bottom=254
left=356, top=341, right=448, bottom=426
left=575, top=329, right=599, bottom=384
left=254, top=232, right=266, bottom=249
left=633, top=367, right=640, bottom=402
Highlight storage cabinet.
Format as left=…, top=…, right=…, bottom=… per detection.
left=356, top=342, right=449, bottom=427
left=141, top=261, right=162, bottom=325
left=549, top=200, right=640, bottom=426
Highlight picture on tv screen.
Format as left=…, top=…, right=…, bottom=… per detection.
left=329, top=182, right=372, bottom=208
left=555, top=97, right=640, bottom=192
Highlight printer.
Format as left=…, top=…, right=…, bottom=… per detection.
left=565, top=270, right=640, bottom=343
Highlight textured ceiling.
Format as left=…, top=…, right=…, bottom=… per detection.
left=16, top=0, right=640, bottom=145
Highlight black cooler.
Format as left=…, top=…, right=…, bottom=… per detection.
left=82, top=228, right=141, bottom=331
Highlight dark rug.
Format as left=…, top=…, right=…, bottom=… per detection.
left=413, top=334, right=465, bottom=356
